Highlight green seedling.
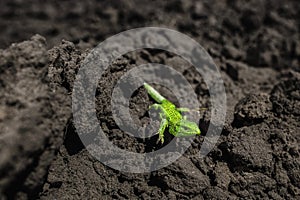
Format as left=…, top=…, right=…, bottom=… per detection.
left=144, top=83, right=202, bottom=144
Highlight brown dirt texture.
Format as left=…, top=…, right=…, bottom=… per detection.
left=0, top=0, right=299, bottom=199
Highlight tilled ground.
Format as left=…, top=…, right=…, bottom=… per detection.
left=0, top=0, right=299, bottom=199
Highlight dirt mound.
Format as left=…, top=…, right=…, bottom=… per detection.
left=0, top=0, right=299, bottom=199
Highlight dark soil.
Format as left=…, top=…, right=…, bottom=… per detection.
left=0, top=0, right=299, bottom=199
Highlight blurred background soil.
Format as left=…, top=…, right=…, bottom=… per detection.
left=0, top=0, right=299, bottom=199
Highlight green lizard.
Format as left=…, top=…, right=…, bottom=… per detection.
left=144, top=82, right=201, bottom=144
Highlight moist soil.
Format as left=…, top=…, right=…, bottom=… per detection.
left=0, top=0, right=299, bottom=199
